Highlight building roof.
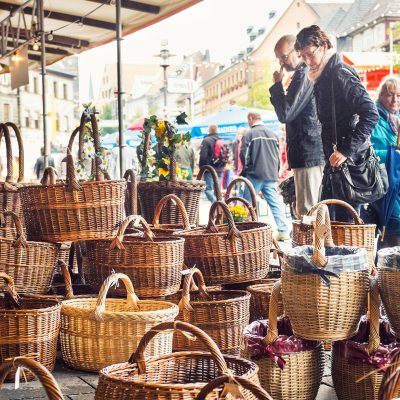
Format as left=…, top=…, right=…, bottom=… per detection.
left=357, top=0, right=400, bottom=28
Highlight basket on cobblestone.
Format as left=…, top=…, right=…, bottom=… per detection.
left=173, top=267, right=250, bottom=355
left=332, top=279, right=400, bottom=400
left=0, top=272, right=61, bottom=381
left=60, top=272, right=178, bottom=372
left=378, top=247, right=400, bottom=338
left=292, top=199, right=376, bottom=268
left=242, top=280, right=325, bottom=400
left=282, top=203, right=370, bottom=341
left=0, top=358, right=64, bottom=399
left=0, top=210, right=60, bottom=295
left=95, top=321, right=260, bottom=400
left=182, top=201, right=271, bottom=285
left=84, top=215, right=184, bottom=298
left=196, top=374, right=273, bottom=400
left=19, top=111, right=126, bottom=242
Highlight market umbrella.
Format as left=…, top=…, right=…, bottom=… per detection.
left=190, top=106, right=280, bottom=140
left=374, top=136, right=400, bottom=240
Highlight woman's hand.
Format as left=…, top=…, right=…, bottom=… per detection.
left=329, top=150, right=347, bottom=168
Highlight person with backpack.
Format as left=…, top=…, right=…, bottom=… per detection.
left=199, top=124, right=228, bottom=202
left=240, top=111, right=290, bottom=241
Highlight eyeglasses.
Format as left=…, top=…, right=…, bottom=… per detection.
left=299, top=46, right=320, bottom=62
left=276, top=49, right=295, bottom=62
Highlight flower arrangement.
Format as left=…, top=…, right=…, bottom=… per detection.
left=137, top=112, right=190, bottom=181
left=229, top=203, right=249, bottom=222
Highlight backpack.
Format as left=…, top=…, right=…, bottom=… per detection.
left=211, top=139, right=229, bottom=167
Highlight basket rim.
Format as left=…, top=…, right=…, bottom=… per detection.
left=0, top=238, right=60, bottom=248
left=0, top=300, right=60, bottom=313
left=137, top=179, right=206, bottom=187
left=181, top=223, right=271, bottom=237
left=85, top=236, right=185, bottom=246
left=180, top=289, right=250, bottom=305
left=292, top=219, right=376, bottom=228
left=18, top=179, right=127, bottom=191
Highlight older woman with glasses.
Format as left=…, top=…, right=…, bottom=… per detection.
left=295, top=25, right=379, bottom=221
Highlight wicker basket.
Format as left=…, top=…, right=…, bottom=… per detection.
left=60, top=272, right=179, bottom=372
left=0, top=358, right=64, bottom=400
left=242, top=280, right=325, bottom=400
left=19, top=113, right=126, bottom=242
left=84, top=215, right=184, bottom=298
left=332, top=279, right=397, bottom=400
left=123, top=168, right=139, bottom=216
left=282, top=203, right=370, bottom=341
left=95, top=321, right=260, bottom=400
left=173, top=267, right=250, bottom=355
left=196, top=374, right=273, bottom=400
left=378, top=247, right=400, bottom=338
left=292, top=199, right=376, bottom=269
left=0, top=272, right=61, bottom=381
left=0, top=210, right=60, bottom=295
left=182, top=201, right=271, bottom=285
left=225, top=176, right=258, bottom=215
left=378, top=348, right=400, bottom=400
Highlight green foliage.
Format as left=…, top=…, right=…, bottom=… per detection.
left=101, top=104, right=113, bottom=120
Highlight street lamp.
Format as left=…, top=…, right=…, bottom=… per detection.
left=154, top=40, right=175, bottom=117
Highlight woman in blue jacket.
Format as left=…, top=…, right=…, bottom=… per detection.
left=371, top=76, right=400, bottom=248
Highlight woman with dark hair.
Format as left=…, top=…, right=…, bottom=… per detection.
left=295, top=25, right=379, bottom=220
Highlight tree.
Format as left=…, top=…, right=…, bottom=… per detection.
left=100, top=104, right=115, bottom=136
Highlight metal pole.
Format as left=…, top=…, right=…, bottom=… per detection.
left=163, top=65, right=168, bottom=113
left=116, top=0, right=125, bottom=179
left=38, top=0, right=48, bottom=167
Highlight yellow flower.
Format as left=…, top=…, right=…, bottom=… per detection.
left=158, top=167, right=169, bottom=177
left=182, top=170, right=189, bottom=178
left=155, top=120, right=166, bottom=138
left=229, top=204, right=249, bottom=222
left=162, top=157, right=170, bottom=165
left=176, top=166, right=181, bottom=176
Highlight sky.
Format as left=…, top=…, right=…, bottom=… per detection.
left=78, top=0, right=353, bottom=101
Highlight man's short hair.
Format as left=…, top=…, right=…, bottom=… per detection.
left=247, top=111, right=262, bottom=120
left=275, top=34, right=296, bottom=51
left=208, top=124, right=218, bottom=134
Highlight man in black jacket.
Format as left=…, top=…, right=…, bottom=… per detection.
left=270, top=34, right=325, bottom=218
left=240, top=112, right=290, bottom=240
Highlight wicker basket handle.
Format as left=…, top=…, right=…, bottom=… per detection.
left=0, top=271, right=20, bottom=307
left=368, top=278, right=380, bottom=354
left=0, top=123, right=14, bottom=183
left=57, top=260, right=74, bottom=300
left=311, top=204, right=335, bottom=268
left=225, top=196, right=258, bottom=221
left=263, top=280, right=281, bottom=345
left=197, top=165, right=223, bottom=201
left=1, top=210, right=27, bottom=248
left=153, top=194, right=191, bottom=230
left=179, top=268, right=210, bottom=312
left=94, top=272, right=139, bottom=320
left=110, top=215, right=154, bottom=250
left=129, top=321, right=228, bottom=375
left=308, top=199, right=363, bottom=224
left=196, top=374, right=273, bottom=400
left=41, top=167, right=59, bottom=186
left=123, top=169, right=138, bottom=215
left=5, top=122, right=24, bottom=182
left=225, top=177, right=257, bottom=211
left=207, top=201, right=242, bottom=240
left=0, top=358, right=64, bottom=399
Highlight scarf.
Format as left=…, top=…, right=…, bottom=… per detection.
left=377, top=101, right=400, bottom=135
left=308, top=48, right=336, bottom=82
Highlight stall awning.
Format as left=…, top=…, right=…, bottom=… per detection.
left=0, top=0, right=202, bottom=67
left=342, top=52, right=394, bottom=71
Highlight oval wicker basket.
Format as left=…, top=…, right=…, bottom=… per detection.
left=173, top=267, right=250, bottom=356
left=60, top=272, right=179, bottom=372
left=282, top=203, right=370, bottom=341
left=241, top=280, right=325, bottom=400
left=292, top=199, right=376, bottom=269
left=19, top=112, right=126, bottom=242
left=0, top=211, right=60, bottom=294
left=182, top=201, right=272, bottom=285
left=225, top=176, right=258, bottom=218
left=84, top=215, right=184, bottom=298
left=95, top=321, right=260, bottom=400
left=0, top=272, right=61, bottom=381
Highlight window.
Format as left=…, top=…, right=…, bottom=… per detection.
left=3, top=103, right=10, bottom=121
left=25, top=116, right=30, bottom=128
left=34, top=118, right=39, bottom=129
left=53, top=81, right=58, bottom=98
left=33, top=77, right=38, bottom=94
left=297, top=22, right=301, bottom=29
left=63, top=83, right=68, bottom=100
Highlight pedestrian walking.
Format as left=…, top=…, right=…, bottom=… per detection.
left=232, top=127, right=246, bottom=176
left=270, top=34, right=325, bottom=218
left=34, top=147, right=55, bottom=180
left=295, top=25, right=379, bottom=221
left=240, top=111, right=290, bottom=240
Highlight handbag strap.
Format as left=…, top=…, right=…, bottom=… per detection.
left=331, top=80, right=337, bottom=150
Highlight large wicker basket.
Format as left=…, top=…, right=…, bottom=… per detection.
left=282, top=203, right=370, bottom=341
left=292, top=199, right=376, bottom=269
left=378, top=348, right=400, bottom=400
left=84, top=215, right=184, bottom=298
left=242, top=280, right=325, bottom=400
left=225, top=176, right=258, bottom=215
left=0, top=211, right=59, bottom=295
left=19, top=112, right=126, bottom=242
left=173, top=268, right=250, bottom=356
left=378, top=247, right=400, bottom=338
left=0, top=272, right=61, bottom=381
left=332, top=279, right=399, bottom=400
left=182, top=201, right=272, bottom=285
left=60, top=273, right=179, bottom=372
left=95, top=321, right=260, bottom=400
left=0, top=358, right=64, bottom=400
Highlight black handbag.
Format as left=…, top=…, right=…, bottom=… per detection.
left=328, top=82, right=388, bottom=205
